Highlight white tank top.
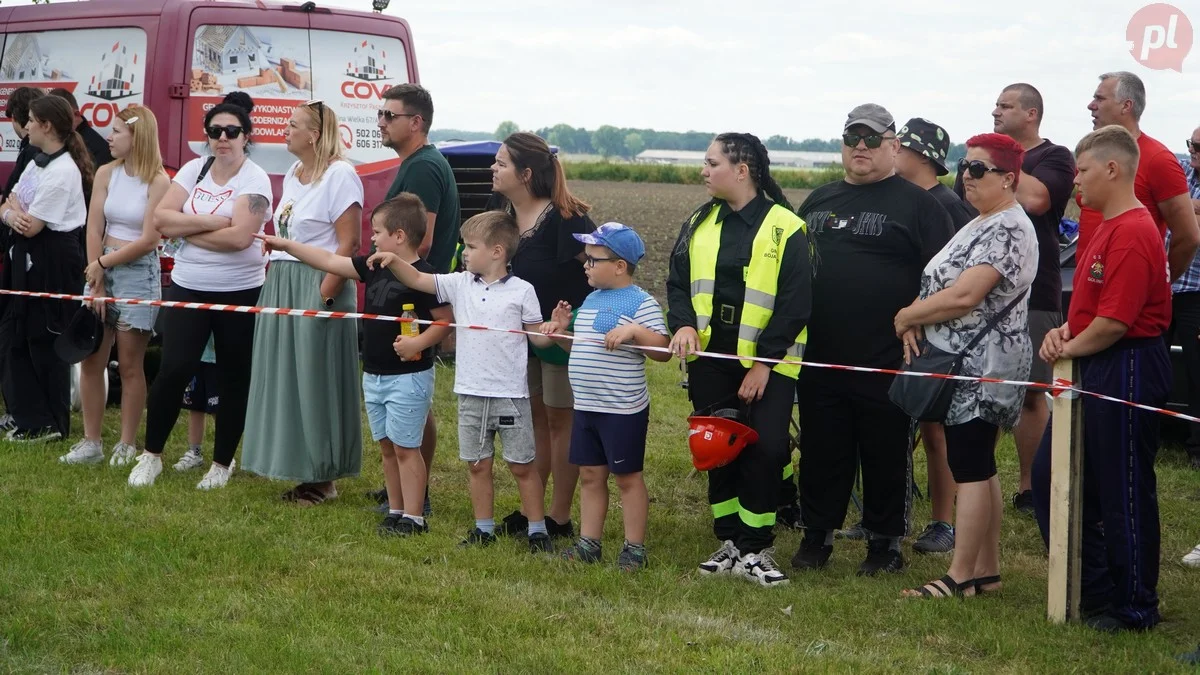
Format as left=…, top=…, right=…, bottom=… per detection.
left=103, top=165, right=150, bottom=242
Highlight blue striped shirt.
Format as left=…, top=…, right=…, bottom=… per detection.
left=567, top=285, right=667, bottom=414
left=1169, top=158, right=1200, bottom=294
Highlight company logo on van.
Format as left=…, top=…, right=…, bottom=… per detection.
left=345, top=40, right=391, bottom=82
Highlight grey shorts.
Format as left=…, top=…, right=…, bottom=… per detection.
left=85, top=246, right=160, bottom=333
left=457, top=394, right=535, bottom=464
left=1027, top=310, right=1063, bottom=385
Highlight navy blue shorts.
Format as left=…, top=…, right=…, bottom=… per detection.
left=568, top=407, right=650, bottom=474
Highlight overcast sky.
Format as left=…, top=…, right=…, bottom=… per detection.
left=327, top=0, right=1199, bottom=151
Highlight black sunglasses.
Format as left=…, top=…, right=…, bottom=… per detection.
left=958, top=158, right=1008, bottom=179
left=842, top=132, right=893, bottom=149
left=305, top=99, right=325, bottom=131
left=377, top=109, right=419, bottom=123
left=1188, top=139, right=1200, bottom=153
left=206, top=124, right=244, bottom=140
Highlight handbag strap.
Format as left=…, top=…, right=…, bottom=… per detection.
left=961, top=288, right=1028, bottom=353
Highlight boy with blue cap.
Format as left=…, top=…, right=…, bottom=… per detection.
left=541, top=223, right=671, bottom=571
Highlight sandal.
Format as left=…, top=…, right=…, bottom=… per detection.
left=973, top=574, right=1002, bottom=595
left=903, top=574, right=970, bottom=599
left=281, top=484, right=336, bottom=506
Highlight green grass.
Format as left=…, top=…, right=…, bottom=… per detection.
left=3, top=360, right=1200, bottom=672
left=564, top=162, right=850, bottom=190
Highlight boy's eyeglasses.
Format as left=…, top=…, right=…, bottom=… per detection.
left=958, top=158, right=1008, bottom=179
left=584, top=255, right=619, bottom=268
left=842, top=132, right=893, bottom=149
left=206, top=125, right=244, bottom=140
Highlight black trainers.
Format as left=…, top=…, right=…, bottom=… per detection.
left=791, top=533, right=833, bottom=570
left=423, top=492, right=433, bottom=517
left=368, top=486, right=388, bottom=504
left=561, top=539, right=602, bottom=563
left=912, top=521, right=955, bottom=554
left=858, top=538, right=905, bottom=576
left=617, top=543, right=647, bottom=572
left=6, top=426, right=62, bottom=443
left=378, top=514, right=429, bottom=537
left=497, top=509, right=529, bottom=537
left=528, top=531, right=553, bottom=553
left=546, top=516, right=575, bottom=539
left=459, top=528, right=497, bottom=547
left=775, top=501, right=804, bottom=531
left=1012, top=490, right=1035, bottom=516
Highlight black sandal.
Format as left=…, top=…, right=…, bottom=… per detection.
left=973, top=575, right=1002, bottom=595
left=905, top=574, right=969, bottom=599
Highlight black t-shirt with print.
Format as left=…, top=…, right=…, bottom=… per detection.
left=929, top=182, right=977, bottom=231
left=508, top=207, right=596, bottom=320
left=797, top=174, right=954, bottom=369
left=351, top=256, right=448, bottom=375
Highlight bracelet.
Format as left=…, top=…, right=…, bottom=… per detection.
left=96, top=257, right=107, bottom=270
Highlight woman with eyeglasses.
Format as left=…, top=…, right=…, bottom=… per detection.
left=242, top=100, right=364, bottom=505
left=0, top=95, right=94, bottom=442
left=488, top=132, right=595, bottom=542
left=59, top=106, right=170, bottom=466
left=666, top=132, right=812, bottom=587
left=894, top=133, right=1038, bottom=599
left=128, top=91, right=273, bottom=490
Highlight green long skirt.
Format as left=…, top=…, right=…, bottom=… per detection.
left=242, top=261, right=363, bottom=482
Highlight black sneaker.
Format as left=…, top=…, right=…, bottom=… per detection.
left=912, top=521, right=955, bottom=554
left=528, top=531, right=553, bottom=553
left=497, top=509, right=529, bottom=537
left=561, top=540, right=602, bottom=563
left=791, top=533, right=833, bottom=570
left=617, top=543, right=647, bottom=572
left=1084, top=612, right=1141, bottom=634
left=459, top=528, right=497, bottom=547
left=6, top=426, right=62, bottom=443
left=368, top=486, right=388, bottom=504
left=776, top=501, right=804, bottom=531
left=1012, top=490, right=1035, bottom=516
left=423, top=492, right=433, bottom=517
left=857, top=538, right=905, bottom=576
left=377, top=513, right=402, bottom=535
left=546, top=516, right=575, bottom=539
left=379, top=515, right=429, bottom=537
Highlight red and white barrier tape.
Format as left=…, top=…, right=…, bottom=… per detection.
left=7, top=288, right=1197, bottom=424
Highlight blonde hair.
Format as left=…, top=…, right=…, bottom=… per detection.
left=114, top=106, right=164, bottom=184
left=460, top=211, right=518, bottom=261
left=1075, top=124, right=1140, bottom=176
left=298, top=100, right=344, bottom=183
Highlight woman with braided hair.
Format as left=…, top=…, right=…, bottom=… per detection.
left=666, top=132, right=812, bottom=586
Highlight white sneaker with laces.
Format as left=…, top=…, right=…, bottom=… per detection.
left=109, top=441, right=138, bottom=467
left=1182, top=544, right=1200, bottom=567
left=128, top=453, right=163, bottom=487
left=698, top=540, right=741, bottom=575
left=174, top=447, right=205, bottom=472
left=59, top=438, right=104, bottom=465
left=740, top=549, right=790, bottom=587
left=196, top=459, right=235, bottom=490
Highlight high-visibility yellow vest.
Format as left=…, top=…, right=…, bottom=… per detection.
left=687, top=202, right=808, bottom=379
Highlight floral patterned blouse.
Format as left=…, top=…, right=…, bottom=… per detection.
left=919, top=204, right=1039, bottom=428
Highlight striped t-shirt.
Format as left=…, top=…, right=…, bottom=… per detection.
left=568, top=285, right=667, bottom=414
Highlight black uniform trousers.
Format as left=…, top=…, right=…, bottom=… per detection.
left=1170, top=291, right=1200, bottom=456
left=688, top=356, right=795, bottom=554
left=1032, top=337, right=1170, bottom=629
left=797, top=367, right=912, bottom=538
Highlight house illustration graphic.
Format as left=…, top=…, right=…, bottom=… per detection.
left=88, top=41, right=139, bottom=100
left=2, top=34, right=47, bottom=82
left=345, top=40, right=387, bottom=81
left=194, top=25, right=266, bottom=76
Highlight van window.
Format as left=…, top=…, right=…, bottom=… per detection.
left=0, top=28, right=147, bottom=161
left=187, top=24, right=409, bottom=175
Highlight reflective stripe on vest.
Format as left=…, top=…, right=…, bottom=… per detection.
left=687, top=203, right=808, bottom=379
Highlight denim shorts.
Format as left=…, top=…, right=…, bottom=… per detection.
left=457, top=395, right=535, bottom=464
left=363, top=369, right=435, bottom=447
left=85, top=246, right=160, bottom=333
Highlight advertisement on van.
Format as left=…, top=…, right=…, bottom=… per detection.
left=0, top=28, right=147, bottom=161
left=187, top=25, right=409, bottom=175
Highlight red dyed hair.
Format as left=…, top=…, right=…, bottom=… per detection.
left=965, top=133, right=1026, bottom=188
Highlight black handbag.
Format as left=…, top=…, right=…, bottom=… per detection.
left=888, top=290, right=1027, bottom=422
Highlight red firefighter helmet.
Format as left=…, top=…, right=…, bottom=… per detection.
left=687, top=408, right=758, bottom=471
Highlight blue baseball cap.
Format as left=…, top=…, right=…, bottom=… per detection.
left=573, top=222, right=645, bottom=264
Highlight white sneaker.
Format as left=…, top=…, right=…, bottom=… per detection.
left=739, top=549, right=790, bottom=587
left=196, top=459, right=235, bottom=490
left=59, top=438, right=104, bottom=465
left=1183, top=544, right=1200, bottom=567
left=128, top=453, right=163, bottom=487
left=174, top=447, right=205, bottom=472
left=109, top=441, right=138, bottom=467
left=698, top=540, right=741, bottom=575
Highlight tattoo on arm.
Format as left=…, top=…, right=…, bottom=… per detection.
left=248, top=195, right=270, bottom=218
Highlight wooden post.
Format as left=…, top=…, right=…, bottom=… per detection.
left=1047, top=358, right=1084, bottom=623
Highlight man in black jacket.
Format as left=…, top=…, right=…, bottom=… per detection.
left=2, top=86, right=46, bottom=202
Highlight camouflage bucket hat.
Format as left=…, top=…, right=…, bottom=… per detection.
left=897, top=117, right=950, bottom=176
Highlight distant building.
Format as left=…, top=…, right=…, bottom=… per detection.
left=635, top=149, right=841, bottom=168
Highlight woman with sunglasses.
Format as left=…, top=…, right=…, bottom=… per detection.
left=489, top=132, right=595, bottom=541
left=0, top=95, right=94, bottom=442
left=894, top=133, right=1038, bottom=598
left=242, top=100, right=364, bottom=505
left=60, top=106, right=170, bottom=466
left=128, top=91, right=273, bottom=490
left=667, top=132, right=812, bottom=587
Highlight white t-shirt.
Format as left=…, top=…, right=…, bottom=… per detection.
left=271, top=160, right=363, bottom=262
left=568, top=286, right=667, bottom=414
left=434, top=271, right=543, bottom=398
left=13, top=151, right=86, bottom=232
left=103, top=166, right=150, bottom=242
left=170, top=157, right=273, bottom=292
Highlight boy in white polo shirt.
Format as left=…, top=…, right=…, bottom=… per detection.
left=540, top=223, right=670, bottom=571
left=368, top=210, right=559, bottom=553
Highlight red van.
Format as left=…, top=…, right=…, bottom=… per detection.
left=0, top=0, right=419, bottom=287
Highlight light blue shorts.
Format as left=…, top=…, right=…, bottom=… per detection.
left=83, top=246, right=160, bottom=333
left=363, top=369, right=435, bottom=447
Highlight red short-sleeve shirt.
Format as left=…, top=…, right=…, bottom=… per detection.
left=1068, top=207, right=1172, bottom=338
